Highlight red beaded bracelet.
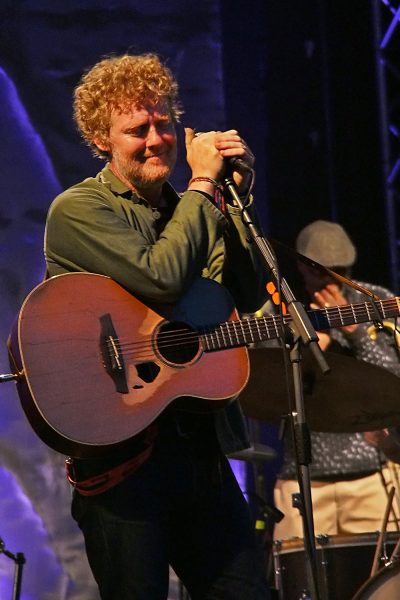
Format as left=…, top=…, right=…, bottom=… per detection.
left=188, top=177, right=225, bottom=213
left=188, top=176, right=220, bottom=186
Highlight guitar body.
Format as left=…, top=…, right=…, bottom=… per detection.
left=9, top=273, right=249, bottom=458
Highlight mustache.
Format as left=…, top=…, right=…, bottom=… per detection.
left=141, top=150, right=170, bottom=160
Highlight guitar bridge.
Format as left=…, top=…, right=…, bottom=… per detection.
left=99, top=313, right=129, bottom=393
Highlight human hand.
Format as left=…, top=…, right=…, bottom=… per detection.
left=313, top=283, right=358, bottom=334
left=184, top=128, right=224, bottom=183
left=185, top=128, right=255, bottom=193
left=309, top=302, right=332, bottom=350
left=364, top=428, right=400, bottom=464
left=214, top=129, right=255, bottom=192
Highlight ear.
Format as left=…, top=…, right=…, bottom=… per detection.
left=93, top=136, right=110, bottom=153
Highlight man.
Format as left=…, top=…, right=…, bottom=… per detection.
left=44, top=53, right=270, bottom=599
left=273, top=220, right=400, bottom=540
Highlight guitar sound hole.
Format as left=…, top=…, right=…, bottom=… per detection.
left=156, top=321, right=200, bottom=365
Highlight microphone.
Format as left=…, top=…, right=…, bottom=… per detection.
left=194, top=131, right=253, bottom=172
left=227, top=156, right=252, bottom=171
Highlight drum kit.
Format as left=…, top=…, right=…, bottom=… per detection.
left=273, top=532, right=400, bottom=599
left=237, top=346, right=400, bottom=599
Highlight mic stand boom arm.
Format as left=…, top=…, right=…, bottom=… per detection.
left=224, top=176, right=328, bottom=600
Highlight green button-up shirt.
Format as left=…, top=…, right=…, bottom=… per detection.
left=45, top=165, right=267, bottom=453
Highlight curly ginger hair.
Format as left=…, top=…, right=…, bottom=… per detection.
left=73, top=53, right=183, bottom=158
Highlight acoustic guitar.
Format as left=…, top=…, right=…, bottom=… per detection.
left=8, top=272, right=400, bottom=458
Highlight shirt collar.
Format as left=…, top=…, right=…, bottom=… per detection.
left=98, top=164, right=178, bottom=208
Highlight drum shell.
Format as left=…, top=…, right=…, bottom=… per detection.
left=273, top=532, right=399, bottom=600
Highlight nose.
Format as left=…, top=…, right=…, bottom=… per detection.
left=146, top=125, right=164, bottom=147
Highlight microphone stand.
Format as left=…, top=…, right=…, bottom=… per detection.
left=0, top=537, right=25, bottom=600
left=224, top=175, right=329, bottom=600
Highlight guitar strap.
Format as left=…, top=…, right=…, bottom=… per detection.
left=65, top=423, right=158, bottom=496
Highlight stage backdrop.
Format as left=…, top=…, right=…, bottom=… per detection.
left=0, top=1, right=394, bottom=598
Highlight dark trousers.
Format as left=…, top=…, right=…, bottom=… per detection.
left=72, top=415, right=270, bottom=599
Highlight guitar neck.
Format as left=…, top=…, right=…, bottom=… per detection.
left=201, top=296, right=400, bottom=352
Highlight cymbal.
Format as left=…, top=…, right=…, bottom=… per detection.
left=239, top=347, right=400, bottom=433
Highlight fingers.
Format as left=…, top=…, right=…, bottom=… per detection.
left=214, top=129, right=240, bottom=145
left=313, top=290, right=331, bottom=308
left=184, top=127, right=196, bottom=147
left=190, top=128, right=254, bottom=165
left=215, top=130, right=254, bottom=166
left=314, top=284, right=346, bottom=308
left=314, top=285, right=358, bottom=334
left=316, top=331, right=331, bottom=351
left=185, top=129, right=224, bottom=180
left=185, top=127, right=254, bottom=185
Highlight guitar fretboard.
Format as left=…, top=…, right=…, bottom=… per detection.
left=201, top=297, right=400, bottom=352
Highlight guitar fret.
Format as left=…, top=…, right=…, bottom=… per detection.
left=255, top=318, right=263, bottom=342
left=365, top=301, right=372, bottom=322
left=209, top=329, right=218, bottom=351
left=350, top=304, right=357, bottom=324
left=225, top=324, right=233, bottom=345
left=337, top=307, right=345, bottom=327
left=261, top=317, right=269, bottom=338
left=213, top=326, right=220, bottom=349
left=246, top=319, right=253, bottom=343
left=244, top=319, right=255, bottom=343
left=260, top=319, right=268, bottom=341
left=325, top=309, right=333, bottom=327
left=202, top=333, right=211, bottom=352
left=224, top=325, right=232, bottom=346
left=206, top=330, right=213, bottom=350
left=272, top=315, right=280, bottom=338
left=224, top=323, right=235, bottom=347
left=234, top=321, right=244, bottom=345
left=375, top=300, right=383, bottom=320
left=226, top=322, right=235, bottom=346
left=264, top=317, right=273, bottom=340
left=219, top=324, right=228, bottom=347
left=239, top=320, right=246, bottom=344
left=379, top=300, right=386, bottom=319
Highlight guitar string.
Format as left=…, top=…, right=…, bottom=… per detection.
left=105, top=300, right=397, bottom=360
left=109, top=301, right=397, bottom=353
left=111, top=299, right=396, bottom=353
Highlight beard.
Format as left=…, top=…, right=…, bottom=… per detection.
left=112, top=146, right=177, bottom=190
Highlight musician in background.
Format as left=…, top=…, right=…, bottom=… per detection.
left=273, top=219, right=400, bottom=539
left=44, top=53, right=270, bottom=599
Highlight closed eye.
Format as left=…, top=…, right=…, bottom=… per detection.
left=125, top=125, right=148, bottom=137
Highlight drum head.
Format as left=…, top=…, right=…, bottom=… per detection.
left=352, top=561, right=400, bottom=599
